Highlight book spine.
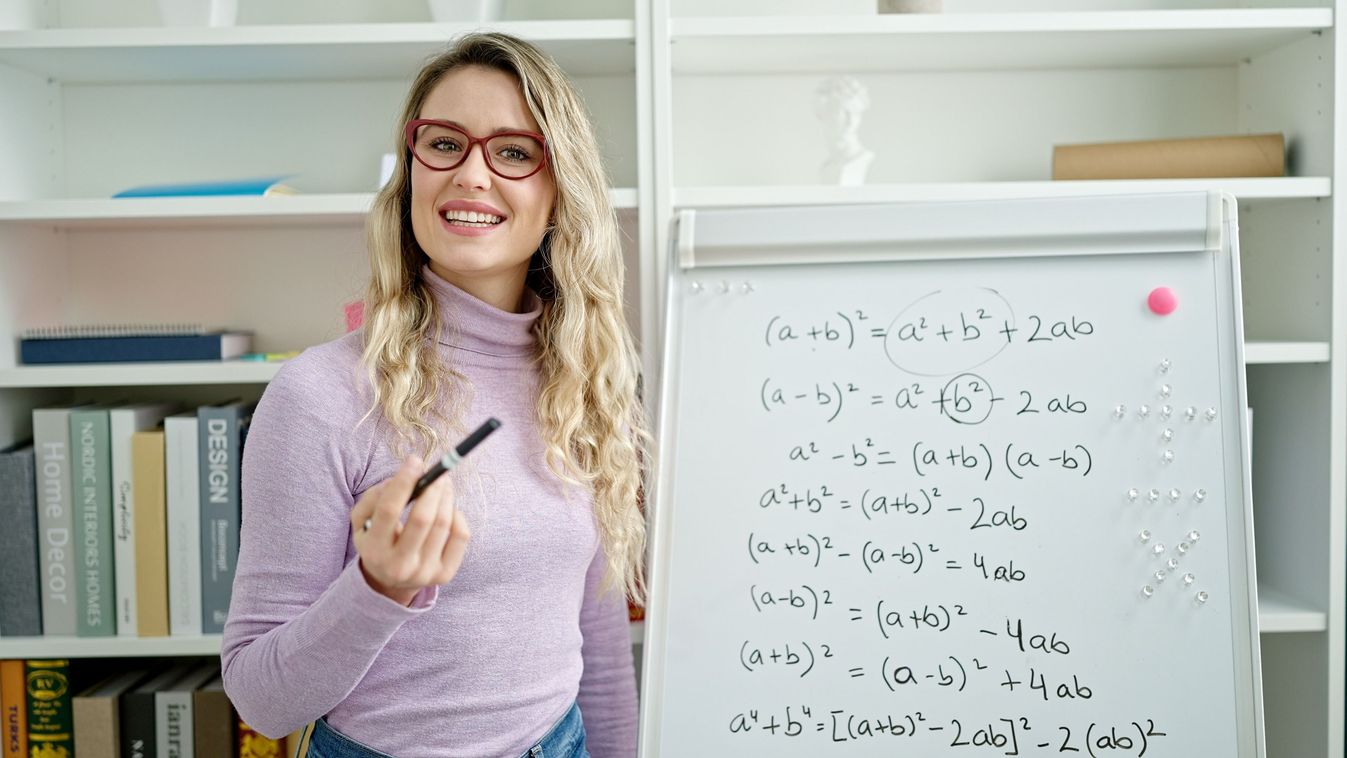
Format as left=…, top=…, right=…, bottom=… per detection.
left=25, top=660, right=72, bottom=758
left=0, top=447, right=42, bottom=636
left=237, top=719, right=285, bottom=758
left=155, top=690, right=192, bottom=758
left=191, top=683, right=233, bottom=758
left=33, top=410, right=77, bottom=636
left=71, top=409, right=116, bottom=637
left=165, top=417, right=202, bottom=637
left=1051, top=133, right=1286, bottom=180
left=1, top=660, right=27, bottom=758
left=120, top=689, right=156, bottom=758
left=111, top=410, right=139, bottom=637
left=134, top=431, right=170, bottom=638
left=198, top=406, right=252, bottom=634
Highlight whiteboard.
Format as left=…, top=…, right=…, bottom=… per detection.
left=640, top=192, right=1264, bottom=757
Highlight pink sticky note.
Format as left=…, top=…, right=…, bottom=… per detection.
left=1148, top=287, right=1177, bottom=316
left=344, top=300, right=365, bottom=332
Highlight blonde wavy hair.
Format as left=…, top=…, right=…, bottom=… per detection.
left=359, top=32, right=649, bottom=602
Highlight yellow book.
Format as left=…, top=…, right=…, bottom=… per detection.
left=132, top=429, right=170, bottom=637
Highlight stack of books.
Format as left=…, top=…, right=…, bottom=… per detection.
left=1052, top=133, right=1285, bottom=180
left=0, top=400, right=255, bottom=640
left=1, top=657, right=308, bottom=757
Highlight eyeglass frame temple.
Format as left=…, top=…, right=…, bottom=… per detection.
left=404, top=118, right=550, bottom=180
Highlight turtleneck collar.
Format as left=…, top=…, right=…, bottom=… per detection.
left=420, top=263, right=541, bottom=358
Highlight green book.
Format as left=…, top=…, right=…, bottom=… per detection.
left=70, top=406, right=115, bottom=637
left=26, top=659, right=74, bottom=758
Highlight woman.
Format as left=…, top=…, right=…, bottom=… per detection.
left=221, top=31, right=647, bottom=758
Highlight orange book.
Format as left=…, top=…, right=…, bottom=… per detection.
left=238, top=719, right=285, bottom=758
left=1, top=660, right=26, bottom=758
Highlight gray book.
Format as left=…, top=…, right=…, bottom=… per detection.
left=0, top=442, right=41, bottom=636
left=32, top=404, right=92, bottom=636
left=71, top=405, right=117, bottom=636
left=198, top=400, right=255, bottom=634
left=155, top=662, right=219, bottom=758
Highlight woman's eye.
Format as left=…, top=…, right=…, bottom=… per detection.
left=429, top=138, right=462, bottom=153
left=498, top=145, right=531, bottom=163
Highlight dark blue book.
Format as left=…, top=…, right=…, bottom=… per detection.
left=0, top=441, right=41, bottom=636
left=198, top=400, right=256, bottom=634
left=20, top=332, right=253, bottom=364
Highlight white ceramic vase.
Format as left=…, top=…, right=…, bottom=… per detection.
left=429, top=0, right=506, bottom=22
left=157, top=0, right=238, bottom=26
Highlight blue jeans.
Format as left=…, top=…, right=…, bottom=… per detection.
left=304, top=702, right=589, bottom=758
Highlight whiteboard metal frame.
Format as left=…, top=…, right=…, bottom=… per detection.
left=640, top=191, right=1264, bottom=757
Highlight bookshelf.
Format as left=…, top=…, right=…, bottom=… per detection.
left=0, top=1, right=1342, bottom=756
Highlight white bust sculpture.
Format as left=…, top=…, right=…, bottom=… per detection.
left=815, top=75, right=875, bottom=186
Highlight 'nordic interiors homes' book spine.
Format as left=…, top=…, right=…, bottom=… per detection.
left=70, top=406, right=116, bottom=637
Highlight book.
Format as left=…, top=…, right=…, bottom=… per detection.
left=165, top=414, right=203, bottom=637
left=237, top=720, right=284, bottom=758
left=111, top=176, right=297, bottom=198
left=155, top=663, right=218, bottom=758
left=26, top=659, right=73, bottom=758
left=112, top=404, right=178, bottom=638
left=1051, top=133, right=1285, bottom=180
left=198, top=401, right=255, bottom=635
left=33, top=405, right=92, bottom=636
left=73, top=667, right=155, bottom=758
left=191, top=675, right=234, bottom=758
left=120, top=661, right=195, bottom=758
left=20, top=332, right=254, bottom=365
left=1, top=659, right=26, bottom=758
left=0, top=443, right=42, bottom=637
left=133, top=428, right=171, bottom=638
left=71, top=406, right=117, bottom=637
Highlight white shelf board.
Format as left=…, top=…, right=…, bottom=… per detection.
left=1258, top=586, right=1327, bottom=633
left=0, top=20, right=636, bottom=83
left=0, top=634, right=223, bottom=658
left=0, top=188, right=639, bottom=229
left=0, top=360, right=283, bottom=388
left=670, top=9, right=1333, bottom=74
left=673, top=178, right=1331, bottom=209
left=1244, top=341, right=1330, bottom=364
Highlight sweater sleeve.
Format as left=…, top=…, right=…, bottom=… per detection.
left=576, top=548, right=638, bottom=758
left=220, top=354, right=436, bottom=739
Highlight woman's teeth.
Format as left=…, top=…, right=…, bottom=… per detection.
left=444, top=210, right=503, bottom=226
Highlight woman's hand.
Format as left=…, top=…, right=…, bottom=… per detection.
left=350, top=456, right=472, bottom=606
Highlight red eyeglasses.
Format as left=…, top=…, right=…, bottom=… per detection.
left=405, top=119, right=549, bottom=180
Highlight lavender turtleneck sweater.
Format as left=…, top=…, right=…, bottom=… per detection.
left=221, top=266, right=637, bottom=757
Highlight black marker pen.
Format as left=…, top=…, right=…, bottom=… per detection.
left=362, top=417, right=502, bottom=532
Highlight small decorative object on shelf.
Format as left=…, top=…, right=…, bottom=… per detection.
left=815, top=75, right=875, bottom=187
left=428, top=0, right=505, bottom=23
left=878, top=0, right=943, bottom=12
left=157, top=0, right=238, bottom=26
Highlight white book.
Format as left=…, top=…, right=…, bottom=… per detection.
left=165, top=412, right=202, bottom=636
left=155, top=662, right=218, bottom=758
left=110, top=403, right=177, bottom=637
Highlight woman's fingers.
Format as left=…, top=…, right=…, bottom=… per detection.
left=437, top=507, right=472, bottom=583
left=368, top=456, right=422, bottom=541
left=417, top=477, right=457, bottom=570
left=398, top=472, right=449, bottom=559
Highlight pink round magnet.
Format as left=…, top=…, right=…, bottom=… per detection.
left=1148, top=287, right=1178, bottom=316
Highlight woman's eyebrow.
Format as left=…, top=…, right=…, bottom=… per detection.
left=434, top=118, right=533, bottom=135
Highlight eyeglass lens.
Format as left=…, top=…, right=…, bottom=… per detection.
left=412, top=124, right=544, bottom=178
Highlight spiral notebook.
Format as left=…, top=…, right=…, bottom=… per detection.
left=19, top=324, right=254, bottom=364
